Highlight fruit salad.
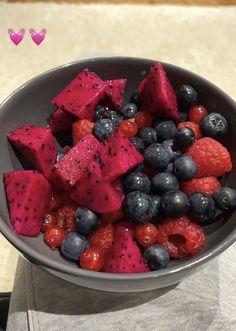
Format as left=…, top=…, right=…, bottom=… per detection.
left=3, top=62, right=236, bottom=273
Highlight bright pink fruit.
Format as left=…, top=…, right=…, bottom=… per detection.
left=52, top=69, right=106, bottom=121
left=3, top=170, right=52, bottom=236
left=104, top=230, right=150, bottom=273
left=101, top=79, right=127, bottom=110
left=47, top=108, right=75, bottom=133
left=8, top=125, right=57, bottom=179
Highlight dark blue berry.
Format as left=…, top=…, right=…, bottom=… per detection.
left=200, top=112, right=228, bottom=139
left=144, top=143, right=171, bottom=170
left=138, top=127, right=157, bottom=146
left=74, top=207, right=100, bottom=236
left=61, top=232, right=89, bottom=262
left=120, top=103, right=138, bottom=119
left=151, top=173, right=179, bottom=196
left=94, top=105, right=109, bottom=121
left=189, top=193, right=216, bottom=224
left=105, top=110, right=123, bottom=127
left=175, top=127, right=195, bottom=148
left=155, top=121, right=177, bottom=142
left=130, top=91, right=141, bottom=107
left=177, top=84, right=198, bottom=110
left=92, top=119, right=115, bottom=141
left=213, top=187, right=236, bottom=210
left=162, top=139, right=182, bottom=161
left=163, top=163, right=174, bottom=174
left=123, top=191, right=153, bottom=224
left=149, top=195, right=161, bottom=218
left=161, top=191, right=189, bottom=218
left=130, top=162, right=145, bottom=173
left=130, top=137, right=145, bottom=154
left=123, top=172, right=151, bottom=194
left=143, top=244, right=170, bottom=270
left=174, top=156, right=197, bottom=181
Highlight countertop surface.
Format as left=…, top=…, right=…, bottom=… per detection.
left=0, top=2, right=236, bottom=292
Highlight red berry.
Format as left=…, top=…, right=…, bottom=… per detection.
left=56, top=202, right=77, bottom=232
left=80, top=246, right=106, bottom=271
left=186, top=137, right=232, bottom=178
left=134, top=111, right=153, bottom=129
left=41, top=213, right=57, bottom=233
left=115, top=221, right=135, bottom=237
left=89, top=224, right=114, bottom=254
left=119, top=119, right=138, bottom=137
left=101, top=208, right=125, bottom=224
left=44, top=225, right=66, bottom=250
left=135, top=223, right=158, bottom=248
left=48, top=190, right=69, bottom=211
left=180, top=176, right=221, bottom=196
left=189, top=105, right=208, bottom=124
left=156, top=216, right=206, bottom=258
left=177, top=121, right=202, bottom=140
left=72, top=119, right=94, bottom=145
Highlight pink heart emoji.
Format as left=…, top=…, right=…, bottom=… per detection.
left=30, top=28, right=47, bottom=46
left=8, top=28, right=25, bottom=46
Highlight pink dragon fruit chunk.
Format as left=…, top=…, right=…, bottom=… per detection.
left=51, top=69, right=106, bottom=121
left=71, top=161, right=124, bottom=213
left=8, top=125, right=57, bottom=179
left=50, top=134, right=102, bottom=191
left=101, top=130, right=144, bottom=182
left=101, top=79, right=127, bottom=110
left=47, top=108, right=75, bottom=133
left=138, top=62, right=179, bottom=120
left=3, top=170, right=53, bottom=237
left=104, top=230, right=150, bottom=273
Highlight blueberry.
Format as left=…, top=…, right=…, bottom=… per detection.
left=177, top=84, right=198, bottom=110
left=105, top=110, right=124, bottom=127
left=174, top=156, right=197, bottom=181
left=123, top=191, right=153, bottom=224
left=74, top=207, right=100, bottom=236
left=130, top=137, right=145, bottom=154
left=144, top=143, right=171, bottom=170
left=149, top=195, right=161, bottom=218
left=120, top=103, right=138, bottom=119
left=123, top=172, right=151, bottom=194
left=151, top=173, right=179, bottom=196
left=92, top=119, right=115, bottom=141
left=161, top=191, right=189, bottom=218
left=189, top=193, right=216, bottom=224
left=138, top=127, right=157, bottom=146
left=143, top=244, right=170, bottom=270
left=162, top=139, right=182, bottom=161
left=94, top=105, right=109, bottom=121
left=129, top=162, right=145, bottom=173
left=163, top=163, right=174, bottom=174
left=213, top=187, right=236, bottom=210
left=61, top=232, right=89, bottom=262
left=175, top=127, right=195, bottom=148
left=200, top=112, right=228, bottom=139
left=130, top=90, right=141, bottom=107
left=155, top=121, right=177, bottom=142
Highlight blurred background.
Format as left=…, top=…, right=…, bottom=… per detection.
left=0, top=0, right=236, bottom=293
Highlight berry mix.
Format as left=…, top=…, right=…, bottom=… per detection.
left=3, top=62, right=236, bottom=273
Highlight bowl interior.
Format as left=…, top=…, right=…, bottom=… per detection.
left=0, top=57, right=236, bottom=279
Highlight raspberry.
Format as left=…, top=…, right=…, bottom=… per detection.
left=180, top=176, right=221, bottom=196
left=80, top=246, right=106, bottom=271
left=89, top=224, right=114, bottom=254
left=177, top=121, right=202, bottom=140
left=189, top=105, right=208, bottom=124
left=119, top=119, right=138, bottom=137
left=41, top=213, right=57, bottom=233
left=156, top=216, right=206, bottom=258
left=44, top=225, right=66, bottom=250
left=72, top=119, right=94, bottom=144
left=56, top=202, right=77, bottom=232
left=134, top=111, right=153, bottom=129
left=101, top=208, right=125, bottom=224
left=186, top=137, right=232, bottom=178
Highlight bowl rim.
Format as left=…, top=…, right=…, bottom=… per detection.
left=1, top=55, right=236, bottom=281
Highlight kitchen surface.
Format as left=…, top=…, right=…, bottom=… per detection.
left=0, top=1, right=236, bottom=293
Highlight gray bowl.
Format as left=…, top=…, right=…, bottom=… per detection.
left=0, top=56, right=236, bottom=293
